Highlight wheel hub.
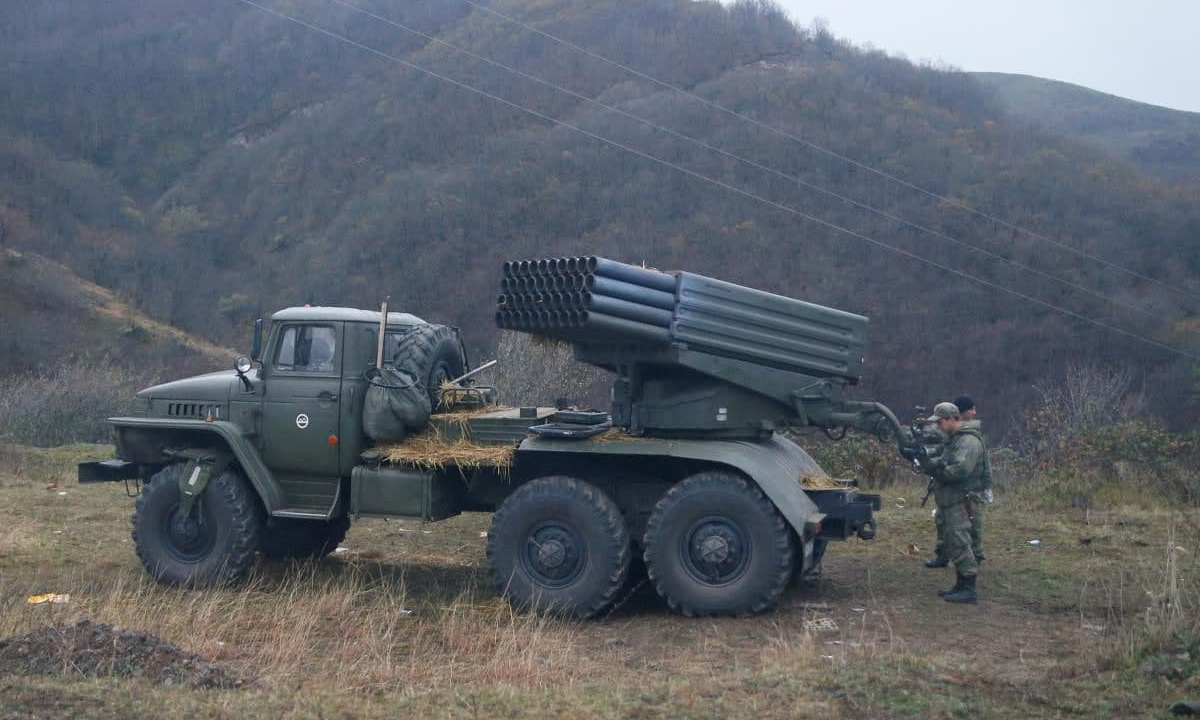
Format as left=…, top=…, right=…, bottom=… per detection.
left=161, top=504, right=216, bottom=562
left=522, top=524, right=585, bottom=588
left=683, top=518, right=749, bottom=585
left=536, top=539, right=567, bottom=568
left=170, top=514, right=201, bottom=545
left=699, top=534, right=731, bottom=564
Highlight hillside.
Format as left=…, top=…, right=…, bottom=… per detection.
left=1, top=0, right=1199, bottom=430
left=0, top=249, right=232, bottom=375
left=973, top=71, right=1200, bottom=186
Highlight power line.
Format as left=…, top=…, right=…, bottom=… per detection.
left=325, top=0, right=1165, bottom=324
left=459, top=0, right=1200, bottom=306
left=229, top=0, right=1199, bottom=362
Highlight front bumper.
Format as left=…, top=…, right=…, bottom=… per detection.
left=808, top=489, right=881, bottom=540
left=78, top=459, right=152, bottom=483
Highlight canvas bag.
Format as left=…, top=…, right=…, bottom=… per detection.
left=362, top=366, right=432, bottom=443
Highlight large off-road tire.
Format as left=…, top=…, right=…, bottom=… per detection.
left=132, top=463, right=262, bottom=586
left=487, top=477, right=630, bottom=619
left=393, top=324, right=465, bottom=410
left=643, top=471, right=795, bottom=617
left=259, top=515, right=351, bottom=560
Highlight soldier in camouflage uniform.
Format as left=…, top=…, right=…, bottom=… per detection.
left=923, top=419, right=950, bottom=568
left=926, top=395, right=987, bottom=567
left=920, top=401, right=989, bottom=604
left=954, top=396, right=988, bottom=563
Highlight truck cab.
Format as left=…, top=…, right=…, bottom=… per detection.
left=237, top=307, right=426, bottom=515
left=91, top=307, right=462, bottom=519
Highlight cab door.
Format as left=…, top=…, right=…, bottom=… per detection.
left=261, top=322, right=343, bottom=512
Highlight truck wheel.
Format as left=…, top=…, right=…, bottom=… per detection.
left=259, top=515, right=351, bottom=560
left=393, top=324, right=465, bottom=410
left=643, top=471, right=795, bottom=617
left=487, top=477, right=630, bottom=618
left=132, top=463, right=262, bottom=586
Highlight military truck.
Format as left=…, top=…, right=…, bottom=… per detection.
left=80, top=257, right=905, bottom=618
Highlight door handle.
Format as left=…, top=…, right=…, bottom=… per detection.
left=317, top=392, right=339, bottom=402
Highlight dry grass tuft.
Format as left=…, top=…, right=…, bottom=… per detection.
left=589, top=428, right=647, bottom=443
left=436, top=385, right=505, bottom=414
left=4, top=444, right=1199, bottom=718
left=380, top=429, right=516, bottom=472
left=798, top=474, right=850, bottom=490
left=0, top=563, right=595, bottom=694
left=431, top=405, right=515, bottom=429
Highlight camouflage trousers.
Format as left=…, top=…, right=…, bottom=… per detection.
left=934, top=494, right=978, bottom=578
left=934, top=502, right=983, bottom=560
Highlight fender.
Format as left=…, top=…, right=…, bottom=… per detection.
left=517, top=432, right=823, bottom=537
left=109, top=417, right=286, bottom=514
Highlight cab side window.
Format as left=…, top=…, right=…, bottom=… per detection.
left=275, top=325, right=337, bottom=373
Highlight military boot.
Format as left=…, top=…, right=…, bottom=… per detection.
left=924, top=555, right=949, bottom=569
left=942, top=574, right=977, bottom=604
left=937, top=574, right=964, bottom=597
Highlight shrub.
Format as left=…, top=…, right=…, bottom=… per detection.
left=0, top=360, right=156, bottom=446
left=1010, top=365, right=1200, bottom=508
left=805, top=434, right=910, bottom=489
left=489, top=332, right=609, bottom=408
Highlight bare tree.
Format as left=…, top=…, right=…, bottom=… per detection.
left=490, top=332, right=609, bottom=408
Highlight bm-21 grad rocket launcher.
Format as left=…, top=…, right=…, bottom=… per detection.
left=496, top=256, right=912, bottom=447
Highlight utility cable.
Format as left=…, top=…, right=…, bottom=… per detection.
left=324, top=0, right=1164, bottom=323
left=229, top=0, right=1200, bottom=362
left=459, top=0, right=1200, bottom=305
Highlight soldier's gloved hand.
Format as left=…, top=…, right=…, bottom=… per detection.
left=919, top=456, right=945, bottom=475
left=900, top=445, right=918, bottom=461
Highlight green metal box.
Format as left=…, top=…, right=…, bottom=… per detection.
left=350, top=465, right=459, bottom=520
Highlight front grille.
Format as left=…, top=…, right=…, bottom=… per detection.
left=167, top=403, right=222, bottom=419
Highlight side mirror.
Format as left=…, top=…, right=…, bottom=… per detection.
left=234, top=355, right=254, bottom=393
left=251, top=318, right=263, bottom=362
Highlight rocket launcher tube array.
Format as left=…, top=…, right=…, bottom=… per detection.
left=496, top=257, right=868, bottom=381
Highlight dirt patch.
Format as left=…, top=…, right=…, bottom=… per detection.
left=0, top=619, right=239, bottom=688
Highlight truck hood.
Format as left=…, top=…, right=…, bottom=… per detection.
left=136, top=370, right=239, bottom=401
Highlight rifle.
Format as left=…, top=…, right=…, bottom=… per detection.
left=921, top=473, right=935, bottom=508
left=898, top=406, right=939, bottom=507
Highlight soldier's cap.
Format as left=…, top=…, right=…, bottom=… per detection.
left=925, top=402, right=960, bottom=422
left=953, top=395, right=975, bottom=413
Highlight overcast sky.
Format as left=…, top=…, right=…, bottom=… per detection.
left=763, top=0, right=1200, bottom=113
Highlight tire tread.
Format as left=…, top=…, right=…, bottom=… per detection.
left=131, top=463, right=262, bottom=586
left=486, top=476, right=629, bottom=619
left=643, top=471, right=794, bottom=617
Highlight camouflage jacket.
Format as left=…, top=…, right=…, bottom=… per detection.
left=934, top=422, right=990, bottom=494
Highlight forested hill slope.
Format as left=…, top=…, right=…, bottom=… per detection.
left=973, top=72, right=1200, bottom=187
left=0, top=249, right=232, bottom=376
left=1, top=0, right=1198, bottom=428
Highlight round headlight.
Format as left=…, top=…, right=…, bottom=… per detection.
left=235, top=355, right=253, bottom=374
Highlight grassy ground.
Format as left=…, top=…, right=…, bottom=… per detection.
left=1, top=444, right=1197, bottom=719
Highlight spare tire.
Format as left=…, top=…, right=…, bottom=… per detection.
left=393, top=324, right=466, bottom=410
